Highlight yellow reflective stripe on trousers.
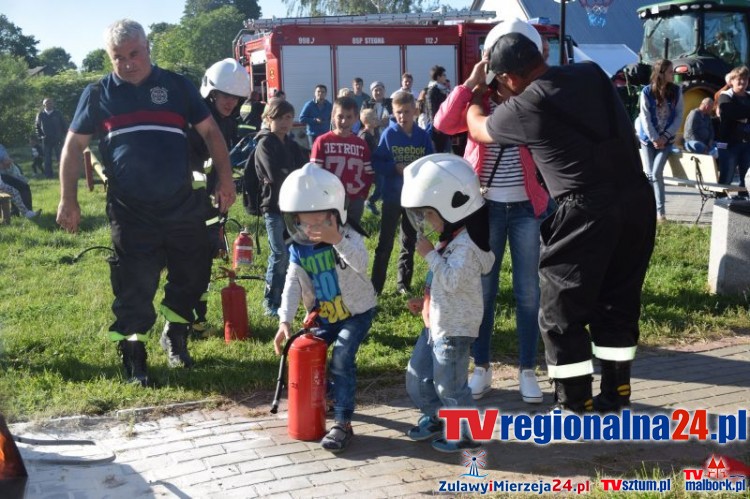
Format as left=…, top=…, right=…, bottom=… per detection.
left=547, top=359, right=594, bottom=379
left=199, top=292, right=209, bottom=302
left=205, top=216, right=221, bottom=226
left=159, top=304, right=190, bottom=324
left=108, top=332, right=148, bottom=342
left=592, top=343, right=637, bottom=361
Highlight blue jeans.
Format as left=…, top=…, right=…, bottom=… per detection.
left=639, top=143, right=671, bottom=216
left=263, top=212, right=289, bottom=310
left=406, top=328, right=475, bottom=419
left=718, top=142, right=750, bottom=186
left=474, top=200, right=548, bottom=369
left=314, top=308, right=374, bottom=423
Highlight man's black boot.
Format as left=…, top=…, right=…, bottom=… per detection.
left=593, top=360, right=631, bottom=412
left=160, top=322, right=194, bottom=368
left=551, top=375, right=593, bottom=413
left=118, top=340, right=148, bottom=387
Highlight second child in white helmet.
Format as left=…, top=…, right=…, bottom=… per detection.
left=401, top=154, right=495, bottom=453
left=166, top=58, right=250, bottom=348
left=273, top=163, right=377, bottom=453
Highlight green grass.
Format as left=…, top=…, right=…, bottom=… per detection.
left=1, top=147, right=749, bottom=421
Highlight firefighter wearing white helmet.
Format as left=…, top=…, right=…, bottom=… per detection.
left=465, top=16, right=656, bottom=415
left=200, top=58, right=251, bottom=100
left=400, top=153, right=495, bottom=453
left=274, top=163, right=376, bottom=453
left=179, top=58, right=250, bottom=344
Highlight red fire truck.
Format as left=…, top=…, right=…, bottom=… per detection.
left=232, top=11, right=571, bottom=148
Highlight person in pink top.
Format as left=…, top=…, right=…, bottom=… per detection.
left=311, top=96, right=374, bottom=225
left=433, top=19, right=553, bottom=404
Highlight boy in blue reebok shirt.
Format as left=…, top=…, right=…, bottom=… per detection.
left=370, top=91, right=434, bottom=295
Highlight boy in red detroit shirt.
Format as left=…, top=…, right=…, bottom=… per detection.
left=311, top=96, right=373, bottom=225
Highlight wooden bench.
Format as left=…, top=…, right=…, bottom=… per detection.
left=0, top=192, right=11, bottom=225
left=663, top=151, right=747, bottom=223
left=84, top=147, right=107, bottom=191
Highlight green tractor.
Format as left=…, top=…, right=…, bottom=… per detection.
left=621, top=0, right=750, bottom=129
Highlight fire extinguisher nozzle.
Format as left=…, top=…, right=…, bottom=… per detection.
left=270, top=403, right=279, bottom=414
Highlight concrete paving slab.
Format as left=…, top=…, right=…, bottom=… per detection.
left=9, top=337, right=749, bottom=498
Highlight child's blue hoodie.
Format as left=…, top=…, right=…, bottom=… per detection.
left=371, top=118, right=434, bottom=203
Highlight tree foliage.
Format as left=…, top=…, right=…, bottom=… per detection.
left=151, top=6, right=245, bottom=74
left=183, top=0, right=261, bottom=20
left=1, top=53, right=101, bottom=147
left=0, top=14, right=39, bottom=67
left=0, top=55, right=36, bottom=145
left=148, top=22, right=177, bottom=44
left=283, top=0, right=421, bottom=16
left=39, top=47, right=77, bottom=76
left=81, top=49, right=111, bottom=74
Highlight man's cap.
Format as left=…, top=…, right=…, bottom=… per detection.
left=370, top=81, right=385, bottom=92
left=484, top=18, right=543, bottom=85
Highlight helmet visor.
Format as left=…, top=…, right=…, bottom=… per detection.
left=405, top=208, right=438, bottom=240
left=283, top=212, right=335, bottom=246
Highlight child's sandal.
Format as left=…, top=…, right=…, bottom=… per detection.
left=320, top=423, right=353, bottom=452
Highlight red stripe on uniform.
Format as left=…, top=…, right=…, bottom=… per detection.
left=103, top=111, right=186, bottom=133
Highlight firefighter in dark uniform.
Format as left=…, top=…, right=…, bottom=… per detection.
left=185, top=58, right=250, bottom=338
left=238, top=89, right=265, bottom=136
left=466, top=20, right=656, bottom=412
left=56, top=19, right=236, bottom=386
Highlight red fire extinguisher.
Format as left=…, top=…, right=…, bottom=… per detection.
left=220, top=268, right=250, bottom=343
left=232, top=228, right=254, bottom=270
left=271, top=311, right=327, bottom=441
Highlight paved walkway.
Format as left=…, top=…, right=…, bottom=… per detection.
left=11, top=338, right=750, bottom=498
left=664, top=184, right=716, bottom=224
left=9, top=187, right=748, bottom=499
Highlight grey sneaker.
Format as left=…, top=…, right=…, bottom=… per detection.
left=407, top=415, right=444, bottom=441
left=431, top=437, right=481, bottom=453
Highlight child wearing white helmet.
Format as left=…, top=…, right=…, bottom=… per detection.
left=401, top=153, right=494, bottom=453
left=273, top=163, right=377, bottom=453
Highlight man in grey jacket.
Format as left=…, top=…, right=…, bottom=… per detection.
left=35, top=98, right=68, bottom=179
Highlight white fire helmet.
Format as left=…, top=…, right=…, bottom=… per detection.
left=279, top=163, right=347, bottom=245
left=401, top=153, right=484, bottom=234
left=200, top=58, right=250, bottom=99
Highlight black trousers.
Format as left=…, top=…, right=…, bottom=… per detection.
left=538, top=180, right=656, bottom=378
left=371, top=201, right=416, bottom=294
left=107, top=189, right=210, bottom=336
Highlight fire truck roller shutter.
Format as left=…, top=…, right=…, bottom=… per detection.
left=336, top=46, right=401, bottom=99
left=281, top=46, right=334, bottom=122
left=405, top=45, right=458, bottom=94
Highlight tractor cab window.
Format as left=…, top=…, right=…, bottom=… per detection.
left=705, top=12, right=747, bottom=67
left=642, top=14, right=698, bottom=61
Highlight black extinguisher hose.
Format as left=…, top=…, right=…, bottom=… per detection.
left=270, top=329, right=307, bottom=414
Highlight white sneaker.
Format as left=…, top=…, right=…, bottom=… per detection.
left=519, top=369, right=543, bottom=404
left=24, top=210, right=40, bottom=219
left=468, top=366, right=492, bottom=400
